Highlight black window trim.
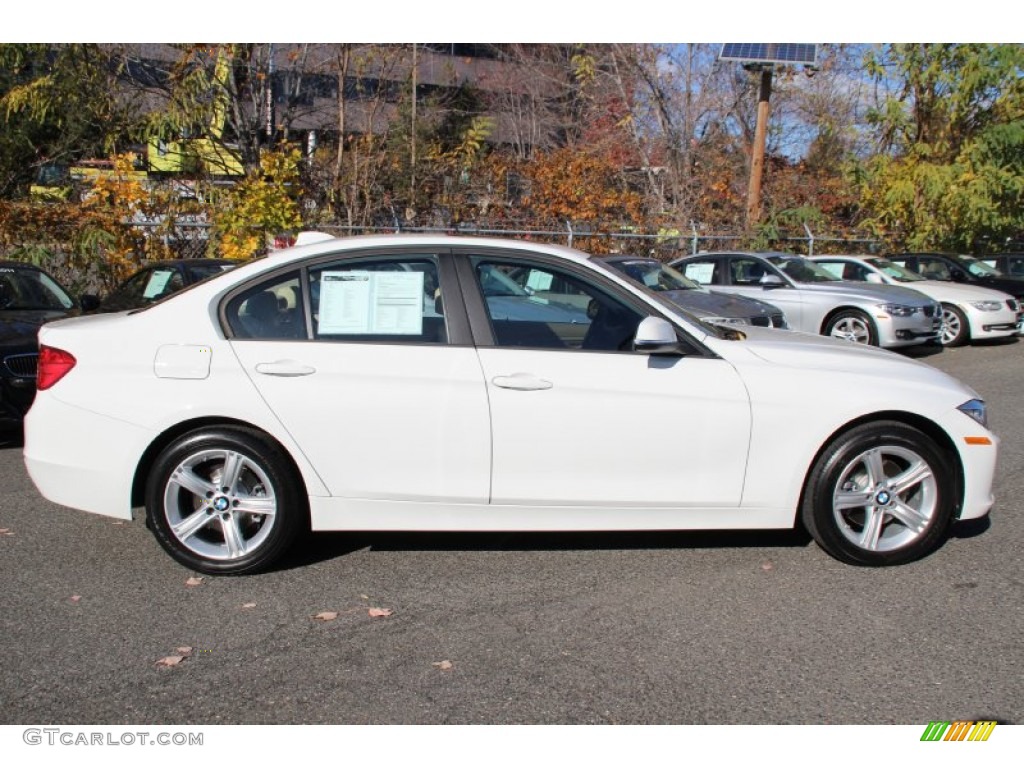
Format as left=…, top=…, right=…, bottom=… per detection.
left=218, top=246, right=473, bottom=346
left=451, top=246, right=712, bottom=358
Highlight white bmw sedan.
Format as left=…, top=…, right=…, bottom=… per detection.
left=24, top=235, right=998, bottom=574
left=811, top=255, right=1021, bottom=347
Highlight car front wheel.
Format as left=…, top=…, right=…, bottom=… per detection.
left=940, top=304, right=970, bottom=346
left=145, top=426, right=304, bottom=575
left=801, top=421, right=955, bottom=566
left=824, top=309, right=878, bottom=346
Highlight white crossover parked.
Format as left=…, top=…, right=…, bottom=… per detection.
left=24, top=235, right=998, bottom=574
left=811, top=255, right=1021, bottom=346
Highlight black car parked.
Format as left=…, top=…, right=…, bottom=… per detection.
left=0, top=262, right=95, bottom=427
left=889, top=252, right=1024, bottom=305
left=93, top=258, right=237, bottom=313
left=981, top=253, right=1024, bottom=279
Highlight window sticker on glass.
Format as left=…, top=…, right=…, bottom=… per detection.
left=684, top=263, right=714, bottom=284
left=143, top=270, right=174, bottom=299
left=318, top=270, right=425, bottom=335
left=525, top=270, right=554, bottom=291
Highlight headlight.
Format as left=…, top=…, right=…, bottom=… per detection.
left=705, top=316, right=748, bottom=326
left=878, top=303, right=916, bottom=317
left=969, top=300, right=1002, bottom=312
left=958, top=399, right=988, bottom=428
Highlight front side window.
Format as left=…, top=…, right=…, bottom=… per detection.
left=730, top=257, right=777, bottom=286
left=766, top=256, right=838, bottom=283
left=865, top=257, right=925, bottom=282
left=473, top=258, right=643, bottom=351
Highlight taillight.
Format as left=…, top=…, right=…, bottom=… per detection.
left=37, top=345, right=76, bottom=390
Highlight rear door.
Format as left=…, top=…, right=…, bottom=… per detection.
left=226, top=250, right=491, bottom=504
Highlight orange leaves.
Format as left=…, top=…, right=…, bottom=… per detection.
left=520, top=147, right=644, bottom=227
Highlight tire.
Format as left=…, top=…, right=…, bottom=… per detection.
left=940, top=304, right=970, bottom=347
left=145, top=426, right=304, bottom=575
left=801, top=421, right=955, bottom=566
left=824, top=309, right=878, bottom=346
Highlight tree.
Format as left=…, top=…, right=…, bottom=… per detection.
left=856, top=44, right=1024, bottom=251
left=0, top=44, right=144, bottom=198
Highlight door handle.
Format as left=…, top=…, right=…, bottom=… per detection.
left=491, top=373, right=553, bottom=391
left=255, top=360, right=316, bottom=377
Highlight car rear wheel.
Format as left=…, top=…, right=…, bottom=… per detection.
left=824, top=309, right=878, bottom=346
left=145, top=426, right=304, bottom=575
left=940, top=304, right=969, bottom=346
left=801, top=421, right=955, bottom=566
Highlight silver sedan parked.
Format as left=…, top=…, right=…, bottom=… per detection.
left=670, top=252, right=942, bottom=348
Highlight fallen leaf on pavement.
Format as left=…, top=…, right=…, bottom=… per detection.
left=368, top=608, right=393, bottom=618
left=69, top=595, right=81, bottom=603
left=156, top=655, right=184, bottom=667
left=359, top=594, right=369, bottom=600
left=175, top=646, right=193, bottom=655
left=184, top=577, right=204, bottom=587
left=241, top=602, right=257, bottom=609
left=432, top=660, right=453, bottom=671
left=313, top=611, right=339, bottom=622
left=761, top=561, right=774, bottom=571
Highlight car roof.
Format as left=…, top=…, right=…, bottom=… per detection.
left=135, top=258, right=237, bottom=268
left=264, top=233, right=596, bottom=267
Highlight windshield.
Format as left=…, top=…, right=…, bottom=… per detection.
left=865, top=257, right=925, bottom=282
left=959, top=255, right=1004, bottom=278
left=0, top=267, right=74, bottom=311
left=606, top=260, right=700, bottom=291
left=766, top=256, right=839, bottom=283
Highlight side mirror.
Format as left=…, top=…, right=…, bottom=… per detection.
left=865, top=272, right=884, bottom=284
left=950, top=269, right=967, bottom=282
left=633, top=316, right=684, bottom=355
left=79, top=294, right=101, bottom=312
left=759, top=274, right=786, bottom=289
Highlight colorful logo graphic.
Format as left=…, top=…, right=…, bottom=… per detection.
left=920, top=721, right=997, bottom=741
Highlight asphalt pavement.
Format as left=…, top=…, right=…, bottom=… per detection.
left=0, top=339, right=1021, bottom=726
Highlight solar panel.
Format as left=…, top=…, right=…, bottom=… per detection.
left=719, top=44, right=818, bottom=67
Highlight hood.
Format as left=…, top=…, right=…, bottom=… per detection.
left=658, top=288, right=779, bottom=320
left=971, top=274, right=1024, bottom=299
left=915, top=280, right=1017, bottom=303
left=790, top=280, right=934, bottom=306
left=719, top=325, right=975, bottom=395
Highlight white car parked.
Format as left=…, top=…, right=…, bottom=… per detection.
left=671, top=252, right=942, bottom=348
left=24, top=235, right=998, bottom=573
left=812, top=255, right=1021, bottom=347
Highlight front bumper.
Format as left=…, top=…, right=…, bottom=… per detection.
left=876, top=313, right=942, bottom=348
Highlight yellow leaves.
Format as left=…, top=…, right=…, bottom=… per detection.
left=211, top=148, right=303, bottom=260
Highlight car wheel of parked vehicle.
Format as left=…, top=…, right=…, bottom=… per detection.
left=801, top=421, right=955, bottom=566
left=145, top=426, right=304, bottom=575
left=824, top=310, right=877, bottom=346
left=940, top=304, right=970, bottom=347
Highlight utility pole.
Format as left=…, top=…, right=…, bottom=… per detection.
left=410, top=42, right=417, bottom=219
left=746, top=67, right=772, bottom=229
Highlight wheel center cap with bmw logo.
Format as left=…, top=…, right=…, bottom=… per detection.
left=213, top=496, right=231, bottom=512
left=875, top=490, right=892, bottom=506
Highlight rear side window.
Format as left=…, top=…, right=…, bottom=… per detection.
left=225, top=271, right=305, bottom=340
